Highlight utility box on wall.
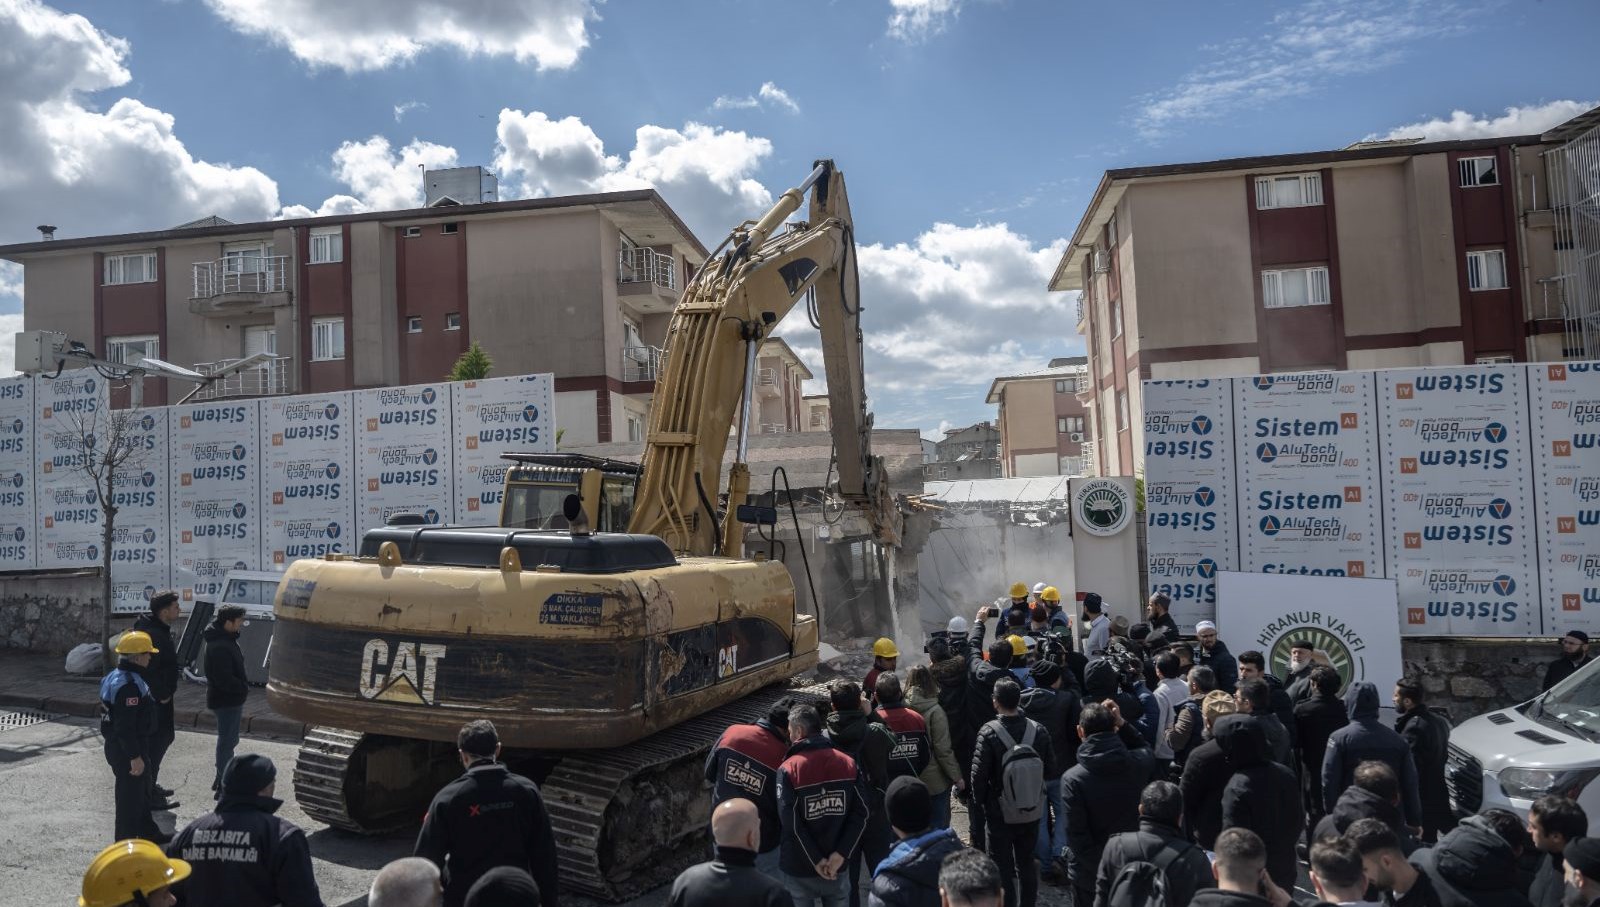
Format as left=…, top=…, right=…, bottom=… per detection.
left=1069, top=475, right=1141, bottom=628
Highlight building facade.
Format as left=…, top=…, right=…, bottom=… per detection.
left=985, top=357, right=1092, bottom=477
left=1, top=189, right=706, bottom=446
left=1051, top=106, right=1600, bottom=478
left=749, top=337, right=815, bottom=435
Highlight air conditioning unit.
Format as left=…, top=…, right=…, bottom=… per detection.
left=1069, top=432, right=1085, bottom=443
left=1092, top=249, right=1110, bottom=273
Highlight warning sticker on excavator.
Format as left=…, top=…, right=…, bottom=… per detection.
left=279, top=578, right=316, bottom=610
left=539, top=593, right=604, bottom=626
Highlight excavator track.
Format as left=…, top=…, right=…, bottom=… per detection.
left=293, top=727, right=458, bottom=834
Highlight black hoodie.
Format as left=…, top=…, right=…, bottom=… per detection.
left=1413, top=815, right=1535, bottom=907
left=1312, top=784, right=1419, bottom=855
left=1217, top=714, right=1304, bottom=892
left=1020, top=684, right=1081, bottom=775
left=866, top=827, right=965, bottom=907
left=1322, top=682, right=1422, bottom=826
left=203, top=622, right=249, bottom=709
left=1060, top=730, right=1154, bottom=889
left=170, top=793, right=325, bottom=907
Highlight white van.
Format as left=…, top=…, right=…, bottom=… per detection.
left=1448, top=656, right=1600, bottom=834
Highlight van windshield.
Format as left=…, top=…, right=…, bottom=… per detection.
left=1533, top=658, right=1600, bottom=738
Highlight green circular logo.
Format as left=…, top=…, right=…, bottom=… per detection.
left=1269, top=627, right=1355, bottom=694
left=1073, top=479, right=1132, bottom=537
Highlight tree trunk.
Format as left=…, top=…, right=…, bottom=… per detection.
left=100, top=498, right=117, bottom=672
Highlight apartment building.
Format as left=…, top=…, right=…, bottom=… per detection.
left=1050, top=103, right=1600, bottom=478
left=802, top=393, right=831, bottom=432
left=748, top=337, right=815, bottom=435
left=1, top=177, right=706, bottom=445
left=919, top=421, right=1000, bottom=481
left=985, top=356, right=1092, bottom=477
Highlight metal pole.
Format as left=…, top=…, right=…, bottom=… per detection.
left=735, top=335, right=758, bottom=461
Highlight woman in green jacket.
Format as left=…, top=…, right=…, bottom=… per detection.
left=905, top=664, right=966, bottom=829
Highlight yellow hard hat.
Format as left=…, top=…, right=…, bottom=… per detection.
left=1008, top=635, right=1028, bottom=656
left=1008, top=582, right=1028, bottom=599
left=1041, top=586, right=1061, bottom=603
left=113, top=631, right=159, bottom=655
left=872, top=638, right=899, bottom=659
left=80, top=839, right=191, bottom=907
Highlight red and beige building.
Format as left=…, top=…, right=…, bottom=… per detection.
left=985, top=356, right=1093, bottom=477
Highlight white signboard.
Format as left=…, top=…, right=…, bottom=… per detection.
left=35, top=372, right=107, bottom=569
left=1235, top=371, right=1384, bottom=580
left=1531, top=362, right=1600, bottom=635
left=169, top=401, right=261, bottom=605
left=260, top=393, right=355, bottom=569
left=1142, top=378, right=1238, bottom=630
left=1217, top=570, right=1403, bottom=693
left=450, top=375, right=555, bottom=524
left=0, top=376, right=35, bottom=570
left=1380, top=366, right=1540, bottom=636
left=356, top=383, right=453, bottom=528
left=108, top=409, right=170, bottom=614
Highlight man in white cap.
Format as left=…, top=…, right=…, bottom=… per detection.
left=1030, top=583, right=1048, bottom=605
left=1194, top=621, right=1238, bottom=694
left=946, top=616, right=970, bottom=659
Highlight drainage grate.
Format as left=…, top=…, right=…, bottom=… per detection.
left=0, top=708, right=65, bottom=731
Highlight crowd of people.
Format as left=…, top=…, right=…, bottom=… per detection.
left=79, top=586, right=1600, bottom=907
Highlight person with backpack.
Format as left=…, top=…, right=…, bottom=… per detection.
left=965, top=609, right=1019, bottom=853
left=875, top=673, right=933, bottom=782
left=866, top=777, right=965, bottom=907
left=1062, top=702, right=1156, bottom=907
left=826, top=680, right=898, bottom=907
left=1163, top=665, right=1216, bottom=776
left=1092, top=780, right=1214, bottom=907
left=1021, top=660, right=1081, bottom=882
left=970, top=677, right=1054, bottom=907
left=905, top=665, right=964, bottom=830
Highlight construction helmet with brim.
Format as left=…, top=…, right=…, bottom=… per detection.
left=113, top=631, right=159, bottom=655
left=1041, top=586, right=1061, bottom=603
left=1008, top=635, right=1028, bottom=656
left=872, top=638, right=899, bottom=659
left=80, top=839, right=191, bottom=907
left=1008, top=582, right=1028, bottom=599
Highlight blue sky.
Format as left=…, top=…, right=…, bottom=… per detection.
left=1, top=0, right=1596, bottom=437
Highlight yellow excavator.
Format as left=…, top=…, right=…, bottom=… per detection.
left=266, top=160, right=901, bottom=900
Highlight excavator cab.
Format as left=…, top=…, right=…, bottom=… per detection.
left=497, top=453, right=640, bottom=531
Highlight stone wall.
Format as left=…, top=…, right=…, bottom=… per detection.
left=1401, top=637, right=1559, bottom=723
left=0, top=568, right=108, bottom=654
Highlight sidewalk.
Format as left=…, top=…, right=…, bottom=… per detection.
left=0, top=651, right=307, bottom=739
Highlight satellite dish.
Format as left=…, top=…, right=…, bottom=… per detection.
left=136, top=357, right=206, bottom=381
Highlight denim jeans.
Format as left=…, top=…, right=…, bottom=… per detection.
left=784, top=870, right=850, bottom=907
left=212, top=706, right=243, bottom=789
left=754, top=847, right=784, bottom=883
left=930, top=788, right=952, bottom=830
left=1033, top=778, right=1065, bottom=867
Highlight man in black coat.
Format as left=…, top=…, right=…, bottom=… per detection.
left=1528, top=795, right=1587, bottom=907
left=1292, top=665, right=1347, bottom=831
left=1092, top=780, right=1213, bottom=907
left=1145, top=593, right=1180, bottom=641
left=204, top=605, right=250, bottom=793
left=1542, top=630, right=1592, bottom=692
left=1188, top=828, right=1299, bottom=907
left=1180, top=704, right=1240, bottom=850
left=1217, top=710, right=1303, bottom=891
left=1061, top=702, right=1153, bottom=907
left=415, top=720, right=560, bottom=907
left=1021, top=660, right=1080, bottom=878
left=1413, top=814, right=1535, bottom=907
left=1236, top=651, right=1297, bottom=752
left=1394, top=677, right=1455, bottom=842
left=866, top=777, right=965, bottom=907
left=133, top=590, right=182, bottom=809
left=1193, top=621, right=1238, bottom=694
left=972, top=678, right=1054, bottom=907
left=1312, top=760, right=1419, bottom=855
left=1349, top=818, right=1441, bottom=907
left=668, top=798, right=790, bottom=907
left=100, top=630, right=166, bottom=843
left=964, top=610, right=1016, bottom=852
left=1323, top=681, right=1423, bottom=831
left=168, top=754, right=325, bottom=907
left=1232, top=677, right=1291, bottom=766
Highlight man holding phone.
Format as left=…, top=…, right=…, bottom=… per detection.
left=1188, top=827, right=1303, bottom=907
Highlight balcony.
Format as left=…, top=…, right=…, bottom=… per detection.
left=617, top=247, right=679, bottom=313
left=759, top=422, right=787, bottom=434
left=754, top=366, right=781, bottom=397
left=190, top=256, right=290, bottom=316
left=623, top=345, right=664, bottom=383
left=188, top=356, right=290, bottom=400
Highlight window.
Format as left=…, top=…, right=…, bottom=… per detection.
left=311, top=317, right=345, bottom=361
left=1058, top=416, right=1085, bottom=435
left=1261, top=266, right=1331, bottom=308
left=223, top=243, right=264, bottom=274
left=444, top=312, right=461, bottom=331
left=1476, top=354, right=1514, bottom=365
left=309, top=227, right=343, bottom=264
left=1254, top=173, right=1324, bottom=209
left=1466, top=249, right=1508, bottom=291
left=441, top=223, right=459, bottom=235
left=1110, top=297, right=1123, bottom=338
left=1106, top=212, right=1118, bottom=248
left=403, top=226, right=422, bottom=238
left=104, top=252, right=157, bottom=285
left=1458, top=156, right=1498, bottom=187
left=243, top=325, right=276, bottom=357
left=1117, top=391, right=1129, bottom=431
left=627, top=415, right=644, bottom=443
left=106, top=335, right=158, bottom=365
left=1055, top=379, right=1069, bottom=394
left=406, top=316, right=423, bottom=333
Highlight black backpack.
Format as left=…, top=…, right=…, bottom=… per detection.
left=1104, top=840, right=1192, bottom=907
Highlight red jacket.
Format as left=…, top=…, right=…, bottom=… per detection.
left=704, top=719, right=789, bottom=852
left=875, top=705, right=931, bottom=779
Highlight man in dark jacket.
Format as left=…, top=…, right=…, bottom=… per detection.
left=415, top=720, right=559, bottom=907
left=1323, top=681, right=1423, bottom=830
left=705, top=697, right=793, bottom=877
left=1233, top=678, right=1292, bottom=766
left=1292, top=665, right=1347, bottom=831
left=1237, top=651, right=1297, bottom=752
left=1394, top=678, right=1454, bottom=842
left=827, top=680, right=898, bottom=907
left=1180, top=703, right=1239, bottom=850
left=1021, top=661, right=1080, bottom=879
left=1283, top=640, right=1318, bottom=706
left=133, top=590, right=182, bottom=809
left=1543, top=630, right=1592, bottom=692
left=1349, top=818, right=1440, bottom=907
left=1189, top=828, right=1299, bottom=907
left=928, top=636, right=970, bottom=769
left=867, top=777, right=964, bottom=907
left=1413, top=814, right=1535, bottom=907
left=1165, top=665, right=1217, bottom=773
left=204, top=605, right=250, bottom=793
left=1061, top=702, right=1153, bottom=907
left=1092, top=780, right=1213, bottom=907
left=1146, top=593, right=1180, bottom=641
left=964, top=611, right=1016, bottom=852
left=100, top=630, right=166, bottom=843
left=1194, top=621, right=1238, bottom=694
left=1528, top=795, right=1587, bottom=907
left=1217, top=710, right=1303, bottom=891
left=972, top=678, right=1054, bottom=907
left=169, top=754, right=325, bottom=907
left=668, top=798, right=791, bottom=907
left=777, top=704, right=868, bottom=907
left=1312, top=760, right=1419, bottom=855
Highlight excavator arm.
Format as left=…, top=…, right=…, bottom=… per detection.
left=626, top=160, right=902, bottom=556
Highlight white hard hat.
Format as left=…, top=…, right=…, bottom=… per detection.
left=947, top=616, right=969, bottom=634
left=1023, top=635, right=1038, bottom=651
left=1032, top=582, right=1048, bottom=595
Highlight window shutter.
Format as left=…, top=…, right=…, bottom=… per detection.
left=1304, top=174, right=1323, bottom=205
left=1467, top=253, right=1482, bottom=290
left=1262, top=270, right=1281, bottom=308
left=1310, top=267, right=1330, bottom=305
left=1255, top=178, right=1272, bottom=210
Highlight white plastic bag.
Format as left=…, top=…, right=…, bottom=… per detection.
left=65, top=643, right=103, bottom=675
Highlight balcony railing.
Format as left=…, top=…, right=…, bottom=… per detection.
left=192, top=256, right=288, bottom=298
left=618, top=247, right=677, bottom=291
left=188, top=356, right=290, bottom=400
left=623, top=345, right=664, bottom=382
left=759, top=422, right=787, bottom=434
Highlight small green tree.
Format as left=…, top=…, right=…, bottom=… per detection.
left=448, top=341, right=493, bottom=381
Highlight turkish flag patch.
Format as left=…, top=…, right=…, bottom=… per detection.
left=125, top=697, right=139, bottom=706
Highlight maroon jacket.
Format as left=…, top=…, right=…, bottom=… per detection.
left=704, top=719, right=789, bottom=853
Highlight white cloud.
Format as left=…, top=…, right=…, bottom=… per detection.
left=888, top=0, right=962, bottom=41
left=0, top=312, right=20, bottom=376
left=1372, top=99, right=1595, bottom=142
left=281, top=136, right=459, bottom=217
left=712, top=95, right=760, bottom=111
left=712, top=82, right=802, bottom=115
left=758, top=82, right=800, bottom=115
left=0, top=0, right=282, bottom=246
left=202, top=0, right=596, bottom=72
left=494, top=110, right=773, bottom=243
left=1134, top=0, right=1472, bottom=140
left=393, top=100, right=427, bottom=123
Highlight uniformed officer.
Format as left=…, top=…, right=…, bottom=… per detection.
left=133, top=591, right=182, bottom=810
left=167, top=753, right=326, bottom=907
left=101, top=630, right=167, bottom=843
left=416, top=720, right=560, bottom=907
left=79, top=838, right=191, bottom=907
